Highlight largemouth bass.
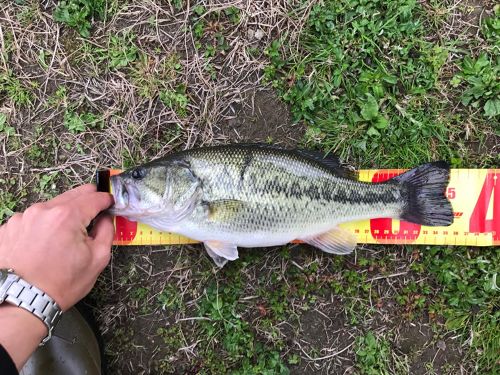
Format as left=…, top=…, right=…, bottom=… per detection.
left=110, top=144, right=453, bottom=267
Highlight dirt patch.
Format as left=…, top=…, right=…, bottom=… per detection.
left=299, top=307, right=346, bottom=349
left=411, top=342, right=463, bottom=375
left=221, top=90, right=306, bottom=147
left=290, top=305, right=355, bottom=375
left=396, top=322, right=465, bottom=374
left=90, top=245, right=206, bottom=374
left=397, top=323, right=433, bottom=355
left=466, top=132, right=500, bottom=166
left=454, top=0, right=488, bottom=35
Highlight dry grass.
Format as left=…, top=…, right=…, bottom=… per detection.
left=1, top=0, right=314, bottom=187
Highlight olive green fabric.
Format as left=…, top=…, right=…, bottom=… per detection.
left=20, top=308, right=100, bottom=375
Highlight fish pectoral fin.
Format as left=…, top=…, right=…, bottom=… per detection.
left=301, top=227, right=357, bottom=255
left=206, top=200, right=245, bottom=222
left=204, top=241, right=239, bottom=267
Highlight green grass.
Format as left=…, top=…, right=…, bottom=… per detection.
left=0, top=178, right=18, bottom=223
left=482, top=5, right=500, bottom=48
left=189, top=5, right=241, bottom=60
left=104, top=326, right=135, bottom=362
left=156, top=325, right=186, bottom=373
left=157, top=284, right=183, bottom=312
left=195, top=264, right=289, bottom=374
left=452, top=53, right=500, bottom=117
left=16, top=1, right=39, bottom=26
left=59, top=31, right=139, bottom=75
left=355, top=331, right=391, bottom=375
left=422, top=247, right=500, bottom=373
left=63, top=110, right=102, bottom=133
left=79, top=32, right=140, bottom=71
left=0, top=114, right=15, bottom=137
left=46, top=86, right=68, bottom=108
left=0, top=71, right=34, bottom=107
left=265, top=0, right=498, bottom=167
left=159, top=85, right=189, bottom=117
left=130, top=53, right=183, bottom=99
left=53, top=0, right=108, bottom=37
left=105, top=33, right=139, bottom=70
left=36, top=174, right=60, bottom=200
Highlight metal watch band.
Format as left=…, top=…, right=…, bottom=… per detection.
left=0, top=273, right=62, bottom=345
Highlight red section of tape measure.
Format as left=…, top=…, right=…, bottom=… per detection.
left=114, top=216, right=137, bottom=245
left=469, top=172, right=499, bottom=243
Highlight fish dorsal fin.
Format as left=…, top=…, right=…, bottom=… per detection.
left=301, top=226, right=357, bottom=255
left=204, top=241, right=239, bottom=267
left=294, top=149, right=357, bottom=180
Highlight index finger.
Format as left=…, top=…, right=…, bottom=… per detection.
left=45, top=184, right=98, bottom=208
left=72, top=192, right=115, bottom=226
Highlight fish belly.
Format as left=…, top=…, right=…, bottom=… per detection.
left=171, top=224, right=312, bottom=248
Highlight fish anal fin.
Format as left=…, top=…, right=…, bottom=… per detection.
left=301, top=227, right=357, bottom=255
left=204, top=241, right=239, bottom=267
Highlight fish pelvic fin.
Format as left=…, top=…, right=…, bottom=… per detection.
left=301, top=226, right=357, bottom=255
left=204, top=241, right=239, bottom=267
left=391, top=161, right=453, bottom=226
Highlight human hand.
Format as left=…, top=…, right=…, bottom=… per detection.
left=0, top=184, right=114, bottom=311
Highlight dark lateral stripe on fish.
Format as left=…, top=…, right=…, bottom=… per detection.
left=240, top=151, right=253, bottom=185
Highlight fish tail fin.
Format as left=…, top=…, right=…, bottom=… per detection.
left=391, top=161, right=453, bottom=226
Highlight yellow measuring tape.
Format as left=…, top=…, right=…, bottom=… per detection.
left=101, top=169, right=499, bottom=247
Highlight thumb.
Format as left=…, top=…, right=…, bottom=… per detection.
left=89, top=214, right=114, bottom=270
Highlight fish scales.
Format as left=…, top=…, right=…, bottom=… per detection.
left=178, top=146, right=403, bottom=234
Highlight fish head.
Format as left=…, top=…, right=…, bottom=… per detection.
left=109, top=159, right=201, bottom=225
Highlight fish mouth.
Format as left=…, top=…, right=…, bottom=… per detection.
left=110, top=176, right=132, bottom=211
left=109, top=175, right=161, bottom=219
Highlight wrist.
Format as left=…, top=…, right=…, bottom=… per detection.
left=0, top=304, right=48, bottom=337
left=0, top=269, right=63, bottom=345
left=0, top=305, right=47, bottom=369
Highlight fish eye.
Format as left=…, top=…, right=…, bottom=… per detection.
left=131, top=167, right=146, bottom=180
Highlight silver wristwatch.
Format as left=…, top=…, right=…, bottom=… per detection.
left=0, top=268, right=62, bottom=345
